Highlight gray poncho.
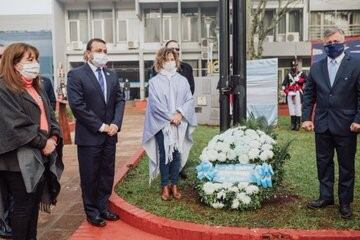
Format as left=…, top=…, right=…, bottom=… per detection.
left=142, top=71, right=197, bottom=182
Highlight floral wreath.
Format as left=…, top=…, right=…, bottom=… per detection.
left=195, top=124, right=290, bottom=210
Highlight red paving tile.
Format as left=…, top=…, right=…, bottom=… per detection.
left=69, top=220, right=169, bottom=240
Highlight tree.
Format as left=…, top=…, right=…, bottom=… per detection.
left=248, top=0, right=301, bottom=59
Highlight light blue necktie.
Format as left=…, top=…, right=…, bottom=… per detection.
left=96, top=67, right=105, bottom=97
left=328, top=59, right=337, bottom=87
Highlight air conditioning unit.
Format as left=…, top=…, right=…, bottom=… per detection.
left=276, top=34, right=286, bottom=42
left=127, top=41, right=139, bottom=49
left=200, top=38, right=209, bottom=48
left=71, top=41, right=83, bottom=50
left=286, top=32, right=300, bottom=42
left=265, top=35, right=274, bottom=42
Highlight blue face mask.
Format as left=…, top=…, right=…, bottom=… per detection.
left=324, top=43, right=345, bottom=59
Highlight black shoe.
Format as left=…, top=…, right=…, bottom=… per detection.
left=339, top=204, right=352, bottom=219
left=0, top=230, right=13, bottom=239
left=307, top=199, right=334, bottom=209
left=290, top=116, right=296, bottom=130
left=295, top=116, right=301, bottom=131
left=179, top=170, right=188, bottom=179
left=0, top=221, right=13, bottom=239
left=101, top=210, right=120, bottom=221
left=86, top=216, right=107, bottom=227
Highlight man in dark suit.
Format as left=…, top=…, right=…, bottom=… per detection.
left=67, top=38, right=125, bottom=227
left=302, top=27, right=360, bottom=219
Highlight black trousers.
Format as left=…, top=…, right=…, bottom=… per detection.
left=0, top=171, right=44, bottom=240
left=0, top=175, right=13, bottom=233
left=77, top=140, right=116, bottom=219
left=315, top=130, right=356, bottom=204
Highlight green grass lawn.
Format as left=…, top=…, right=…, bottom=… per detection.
left=115, top=117, right=360, bottom=229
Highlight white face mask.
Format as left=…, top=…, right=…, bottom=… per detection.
left=163, top=61, right=176, bottom=72
left=19, top=62, right=40, bottom=79
left=91, top=52, right=108, bottom=67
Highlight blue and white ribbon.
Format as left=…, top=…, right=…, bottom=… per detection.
left=196, top=161, right=216, bottom=181
left=251, top=163, right=274, bottom=188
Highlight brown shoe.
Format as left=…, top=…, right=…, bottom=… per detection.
left=171, top=184, right=182, bottom=200
left=161, top=185, right=171, bottom=201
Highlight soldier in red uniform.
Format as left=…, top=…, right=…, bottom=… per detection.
left=282, top=60, right=307, bottom=131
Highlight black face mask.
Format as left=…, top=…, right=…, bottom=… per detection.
left=324, top=42, right=345, bottom=59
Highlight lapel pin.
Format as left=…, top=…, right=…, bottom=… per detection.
left=106, top=72, right=110, bottom=76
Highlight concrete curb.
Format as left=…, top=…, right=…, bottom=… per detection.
left=110, top=148, right=360, bottom=240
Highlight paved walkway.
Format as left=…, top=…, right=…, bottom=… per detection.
left=34, top=103, right=146, bottom=240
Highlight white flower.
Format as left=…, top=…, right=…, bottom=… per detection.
left=261, top=144, right=273, bottom=151
left=217, top=152, right=227, bottom=162
left=211, top=201, right=225, bottom=209
left=206, top=149, right=219, bottom=162
left=226, top=149, right=237, bottom=160
left=238, top=154, right=249, bottom=164
left=216, top=190, right=226, bottom=199
left=237, top=182, right=249, bottom=190
left=248, top=140, right=261, bottom=149
left=199, top=150, right=209, bottom=161
left=215, top=142, right=230, bottom=152
left=260, top=135, right=276, bottom=145
left=203, top=182, right=222, bottom=195
left=248, top=148, right=260, bottom=160
left=245, top=185, right=259, bottom=195
left=245, top=129, right=257, bottom=136
left=259, top=150, right=274, bottom=161
left=236, top=192, right=251, bottom=205
left=256, top=130, right=265, bottom=136
left=231, top=199, right=240, bottom=209
left=228, top=186, right=239, bottom=193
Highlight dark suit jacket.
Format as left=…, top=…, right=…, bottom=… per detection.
left=41, top=76, right=57, bottom=111
left=302, top=53, right=360, bottom=136
left=67, top=63, right=126, bottom=146
left=151, top=61, right=195, bottom=95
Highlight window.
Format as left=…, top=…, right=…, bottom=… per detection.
left=117, top=20, right=127, bottom=42
left=92, top=10, right=113, bottom=43
left=201, top=7, right=218, bottom=39
left=277, top=15, right=286, bottom=34
left=310, top=11, right=360, bottom=39
left=289, top=10, right=301, bottom=33
left=264, top=10, right=275, bottom=36
left=144, top=9, right=161, bottom=42
left=162, top=9, right=178, bottom=42
left=182, top=8, right=199, bottom=42
left=68, top=10, right=88, bottom=43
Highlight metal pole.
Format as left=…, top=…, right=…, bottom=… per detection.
left=218, top=0, right=230, bottom=132
left=232, top=0, right=247, bottom=125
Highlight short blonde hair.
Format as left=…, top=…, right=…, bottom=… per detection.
left=153, top=47, right=180, bottom=73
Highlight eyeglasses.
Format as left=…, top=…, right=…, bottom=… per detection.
left=172, top=48, right=180, bottom=52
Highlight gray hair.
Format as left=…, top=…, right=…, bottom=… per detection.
left=323, top=27, right=345, bottom=38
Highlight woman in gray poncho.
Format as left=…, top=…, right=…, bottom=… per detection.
left=143, top=48, right=197, bottom=201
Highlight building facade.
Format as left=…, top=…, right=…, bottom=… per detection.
left=1, top=0, right=358, bottom=100
left=52, top=0, right=219, bottom=100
